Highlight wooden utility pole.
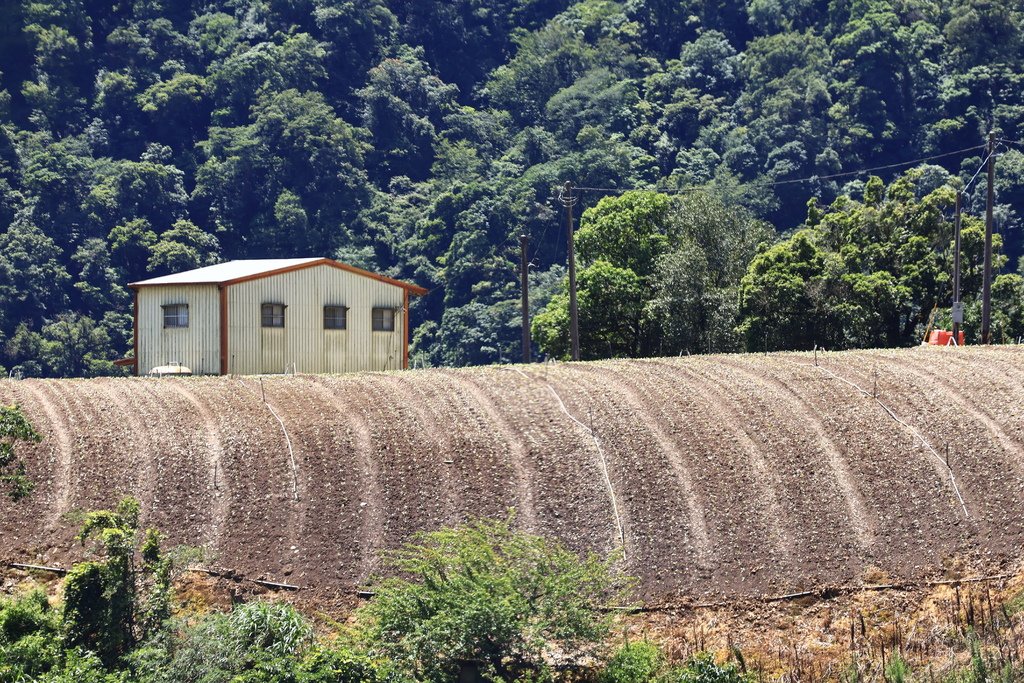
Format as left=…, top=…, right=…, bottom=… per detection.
left=561, top=181, right=580, bottom=361
left=981, top=131, right=995, bottom=344
left=952, top=190, right=963, bottom=341
left=519, top=234, right=531, bottom=363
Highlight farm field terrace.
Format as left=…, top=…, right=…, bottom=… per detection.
left=1, top=346, right=1023, bottom=604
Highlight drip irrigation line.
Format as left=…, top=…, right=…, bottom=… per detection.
left=505, top=366, right=627, bottom=560
left=806, top=360, right=969, bottom=519
left=239, top=378, right=299, bottom=501
left=571, top=144, right=986, bottom=196
left=6, top=560, right=1011, bottom=613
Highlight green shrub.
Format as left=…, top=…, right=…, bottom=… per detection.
left=36, top=648, right=129, bottom=683
left=61, top=496, right=187, bottom=668
left=884, top=650, right=910, bottom=683
left=599, top=641, right=667, bottom=683
left=661, top=653, right=751, bottom=683
left=0, top=589, right=62, bottom=680
left=298, top=646, right=404, bottom=683
left=0, top=403, right=41, bottom=500
left=359, top=515, right=633, bottom=683
left=133, top=601, right=315, bottom=683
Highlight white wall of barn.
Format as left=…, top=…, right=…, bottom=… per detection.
left=225, top=265, right=406, bottom=375
left=137, top=285, right=221, bottom=375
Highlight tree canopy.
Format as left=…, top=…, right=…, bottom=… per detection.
left=1, top=0, right=1022, bottom=373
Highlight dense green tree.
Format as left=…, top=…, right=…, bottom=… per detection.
left=357, top=46, right=459, bottom=180
left=1, top=0, right=1023, bottom=373
left=535, top=191, right=770, bottom=358
left=736, top=170, right=1002, bottom=350
left=0, top=221, right=70, bottom=330
left=147, top=219, right=220, bottom=274
left=39, top=313, right=118, bottom=377
left=195, top=88, right=368, bottom=256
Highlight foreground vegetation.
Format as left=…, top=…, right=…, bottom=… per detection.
left=3, top=498, right=1024, bottom=682
left=1, top=0, right=1023, bottom=374
left=0, top=403, right=38, bottom=500
left=0, top=499, right=749, bottom=682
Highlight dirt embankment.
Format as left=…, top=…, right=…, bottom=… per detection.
left=2, top=347, right=1023, bottom=602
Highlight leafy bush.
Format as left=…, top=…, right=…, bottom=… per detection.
left=0, top=403, right=41, bottom=500
left=36, top=648, right=129, bottom=683
left=599, top=643, right=751, bottom=683
left=359, top=515, right=633, bottom=682
left=0, top=588, right=62, bottom=679
left=133, top=601, right=314, bottom=683
left=884, top=649, right=910, bottom=683
left=62, top=497, right=177, bottom=666
left=599, top=641, right=667, bottom=683
left=661, top=653, right=751, bottom=683
left=297, top=646, right=404, bottom=683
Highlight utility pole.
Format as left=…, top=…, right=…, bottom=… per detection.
left=981, top=131, right=995, bottom=344
left=952, top=190, right=963, bottom=342
left=519, top=234, right=531, bottom=363
left=560, top=181, right=580, bottom=361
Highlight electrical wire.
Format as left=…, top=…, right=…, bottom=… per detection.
left=571, top=144, right=987, bottom=196
left=961, top=152, right=992, bottom=196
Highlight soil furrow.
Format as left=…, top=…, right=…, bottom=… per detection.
left=517, top=366, right=629, bottom=561
left=673, top=357, right=864, bottom=586
left=409, top=373, right=518, bottom=523
left=569, top=366, right=712, bottom=573
left=889, top=353, right=1024, bottom=474
left=777, top=355, right=978, bottom=577
left=608, top=359, right=791, bottom=594
left=303, top=376, right=385, bottom=582
left=236, top=377, right=304, bottom=577
left=798, top=354, right=976, bottom=519
left=93, top=380, right=160, bottom=515
left=856, top=352, right=1024, bottom=542
left=163, top=380, right=232, bottom=555
left=342, top=374, right=453, bottom=545
left=646, top=359, right=799, bottom=576
left=4, top=348, right=1024, bottom=600
left=199, top=379, right=295, bottom=580
left=715, top=356, right=876, bottom=550
left=486, top=367, right=615, bottom=559
left=16, top=381, right=75, bottom=529
left=439, top=370, right=540, bottom=533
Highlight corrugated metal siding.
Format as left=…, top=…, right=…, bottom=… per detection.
left=226, top=265, right=405, bottom=375
left=137, top=285, right=220, bottom=375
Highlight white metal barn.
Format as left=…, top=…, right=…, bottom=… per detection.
left=127, top=258, right=428, bottom=376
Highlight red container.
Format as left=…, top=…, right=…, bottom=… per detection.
left=928, top=330, right=965, bottom=346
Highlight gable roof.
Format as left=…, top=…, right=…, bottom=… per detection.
left=129, top=258, right=428, bottom=295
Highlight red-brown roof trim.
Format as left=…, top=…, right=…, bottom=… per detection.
left=130, top=258, right=429, bottom=295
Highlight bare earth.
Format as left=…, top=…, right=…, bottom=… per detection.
left=2, top=347, right=1023, bottom=603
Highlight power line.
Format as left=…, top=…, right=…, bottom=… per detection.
left=572, top=144, right=987, bottom=196
left=962, top=151, right=994, bottom=196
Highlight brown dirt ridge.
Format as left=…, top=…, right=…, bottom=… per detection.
left=2, top=347, right=1023, bottom=603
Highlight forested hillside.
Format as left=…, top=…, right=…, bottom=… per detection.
left=1, top=0, right=1022, bottom=374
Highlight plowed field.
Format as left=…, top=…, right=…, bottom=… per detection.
left=2, top=347, right=1023, bottom=602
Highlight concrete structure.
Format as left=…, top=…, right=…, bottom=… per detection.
left=127, top=258, right=427, bottom=376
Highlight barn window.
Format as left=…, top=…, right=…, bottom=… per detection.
left=372, top=307, right=395, bottom=331
left=162, top=304, right=189, bottom=328
left=324, top=305, right=347, bottom=330
left=261, top=303, right=286, bottom=328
